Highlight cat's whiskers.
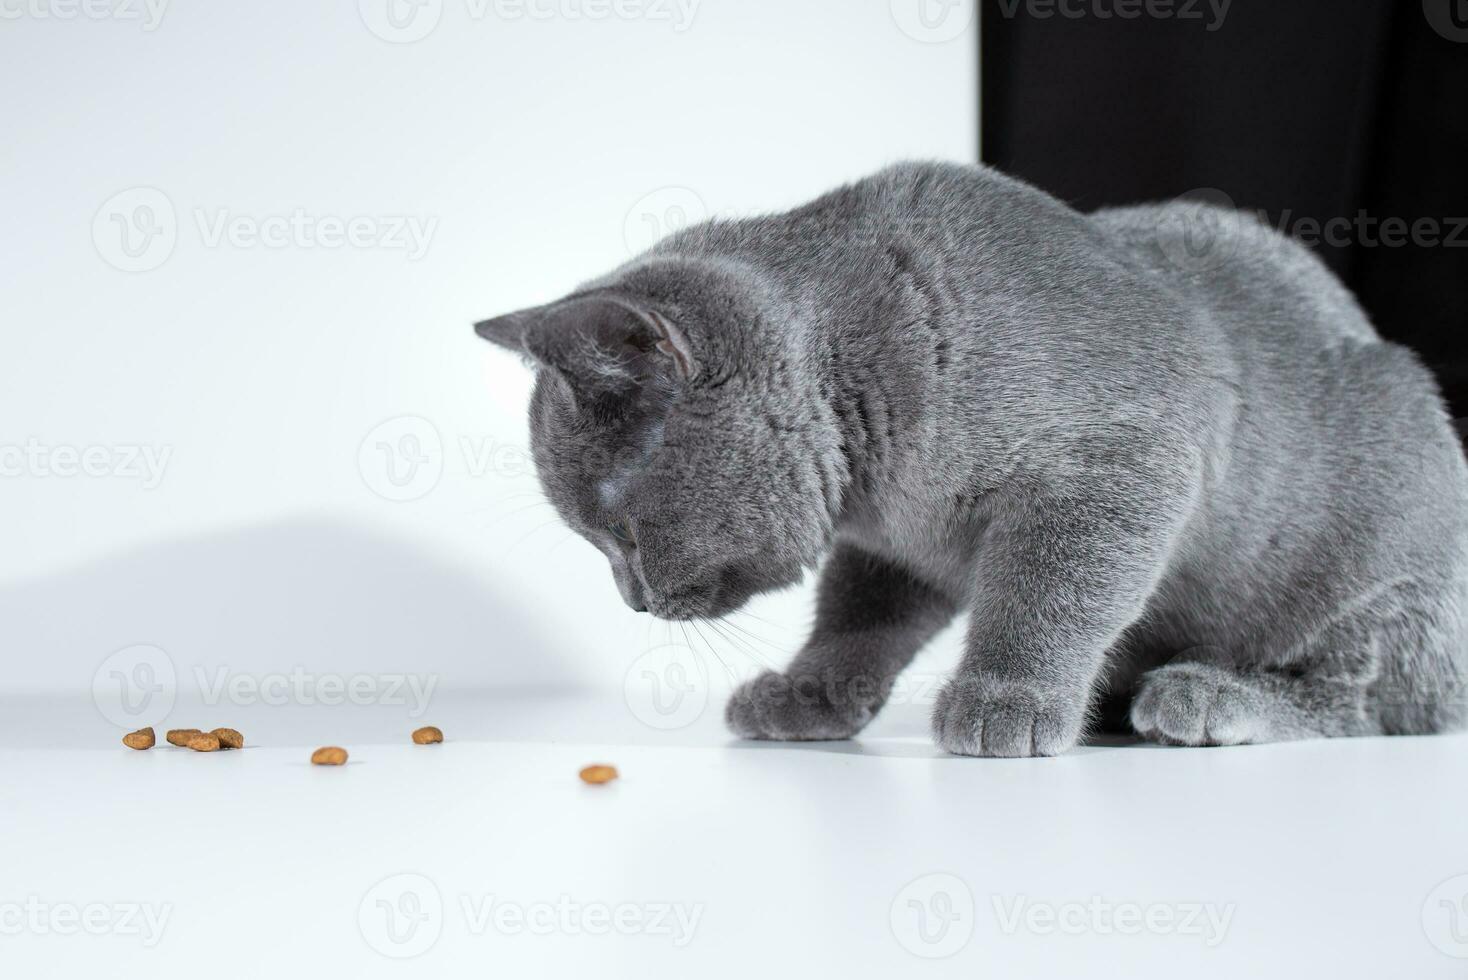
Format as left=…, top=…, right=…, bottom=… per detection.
left=718, top=615, right=789, bottom=656
left=687, top=619, right=738, bottom=684
left=458, top=488, right=554, bottom=515
left=505, top=515, right=570, bottom=553
left=675, top=620, right=724, bottom=683
left=728, top=608, right=794, bottom=636
left=700, top=617, right=779, bottom=674
left=546, top=529, right=579, bottom=554
left=466, top=498, right=559, bottom=528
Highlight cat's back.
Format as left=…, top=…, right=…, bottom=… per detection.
left=653, top=161, right=1097, bottom=287
left=1090, top=200, right=1457, bottom=459
left=1091, top=201, right=1380, bottom=348
left=1097, top=200, right=1468, bottom=573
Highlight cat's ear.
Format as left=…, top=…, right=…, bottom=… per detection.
left=473, top=293, right=695, bottom=392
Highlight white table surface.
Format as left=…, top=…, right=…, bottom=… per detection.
left=2, top=691, right=1465, bottom=978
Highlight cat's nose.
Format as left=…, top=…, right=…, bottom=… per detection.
left=620, top=585, right=648, bottom=613
left=611, top=564, right=649, bottom=613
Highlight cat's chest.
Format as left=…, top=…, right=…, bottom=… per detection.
left=839, top=489, right=989, bottom=596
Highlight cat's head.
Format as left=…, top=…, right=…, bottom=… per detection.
left=475, top=257, right=844, bottom=620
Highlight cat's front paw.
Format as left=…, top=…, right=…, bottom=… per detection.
left=1129, top=662, right=1265, bottom=746
left=725, top=670, right=876, bottom=741
left=932, top=676, right=1085, bottom=757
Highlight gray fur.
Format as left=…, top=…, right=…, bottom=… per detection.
left=476, top=162, right=1468, bottom=756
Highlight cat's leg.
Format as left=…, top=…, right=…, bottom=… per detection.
left=1090, top=622, right=1177, bottom=733
left=932, top=456, right=1198, bottom=757
left=1131, top=586, right=1468, bottom=744
left=1128, top=658, right=1376, bottom=745
left=725, top=542, right=958, bottom=740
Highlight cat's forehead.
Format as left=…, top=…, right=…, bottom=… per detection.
left=532, top=381, right=669, bottom=515
left=594, top=416, right=666, bottom=510
left=596, top=477, right=623, bottom=510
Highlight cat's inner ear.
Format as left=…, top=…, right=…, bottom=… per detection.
left=473, top=295, right=695, bottom=391
left=643, top=309, right=694, bottom=380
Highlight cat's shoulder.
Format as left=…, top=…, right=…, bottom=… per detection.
left=853, top=160, right=1054, bottom=207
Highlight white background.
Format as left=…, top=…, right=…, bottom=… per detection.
left=2, top=0, right=978, bottom=694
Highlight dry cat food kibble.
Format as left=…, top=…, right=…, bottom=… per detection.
left=211, top=728, right=244, bottom=749
left=186, top=732, right=221, bottom=752
left=311, top=746, right=348, bottom=766
left=578, top=764, right=618, bottom=785
left=411, top=726, right=443, bottom=745
left=122, top=727, right=155, bottom=750
left=165, top=728, right=202, bottom=747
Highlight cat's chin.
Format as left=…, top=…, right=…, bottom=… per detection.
left=646, top=588, right=753, bottom=622
left=645, top=561, right=800, bottom=621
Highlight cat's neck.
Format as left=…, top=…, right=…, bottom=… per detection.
left=805, top=305, right=921, bottom=531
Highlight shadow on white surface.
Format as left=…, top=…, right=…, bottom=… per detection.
left=0, top=516, right=581, bottom=701
left=725, top=731, right=1155, bottom=760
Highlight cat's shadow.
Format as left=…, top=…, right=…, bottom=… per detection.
left=726, top=730, right=1157, bottom=760
left=0, top=516, right=576, bottom=699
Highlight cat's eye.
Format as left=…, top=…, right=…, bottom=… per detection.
left=608, top=520, right=635, bottom=546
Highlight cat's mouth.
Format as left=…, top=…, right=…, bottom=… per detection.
left=644, top=559, right=791, bottom=621
left=645, top=578, right=751, bottom=621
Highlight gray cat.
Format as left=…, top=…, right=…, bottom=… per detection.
left=475, top=162, right=1468, bottom=756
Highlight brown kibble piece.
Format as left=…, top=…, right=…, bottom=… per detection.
left=211, top=728, right=244, bottom=749
left=122, top=727, right=155, bottom=750
left=411, top=726, right=443, bottom=745
left=578, top=764, right=618, bottom=785
left=186, top=732, right=220, bottom=752
left=166, top=728, right=202, bottom=747
left=311, top=746, right=348, bottom=766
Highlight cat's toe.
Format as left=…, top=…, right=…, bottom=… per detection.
left=932, top=678, right=1083, bottom=757
left=724, top=671, right=872, bottom=741
left=724, top=679, right=769, bottom=739
left=1130, top=662, right=1263, bottom=746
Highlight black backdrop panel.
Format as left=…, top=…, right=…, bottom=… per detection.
left=981, top=0, right=1468, bottom=415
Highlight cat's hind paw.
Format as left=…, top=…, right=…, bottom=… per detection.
left=724, top=670, right=874, bottom=741
left=1129, top=662, right=1267, bottom=746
